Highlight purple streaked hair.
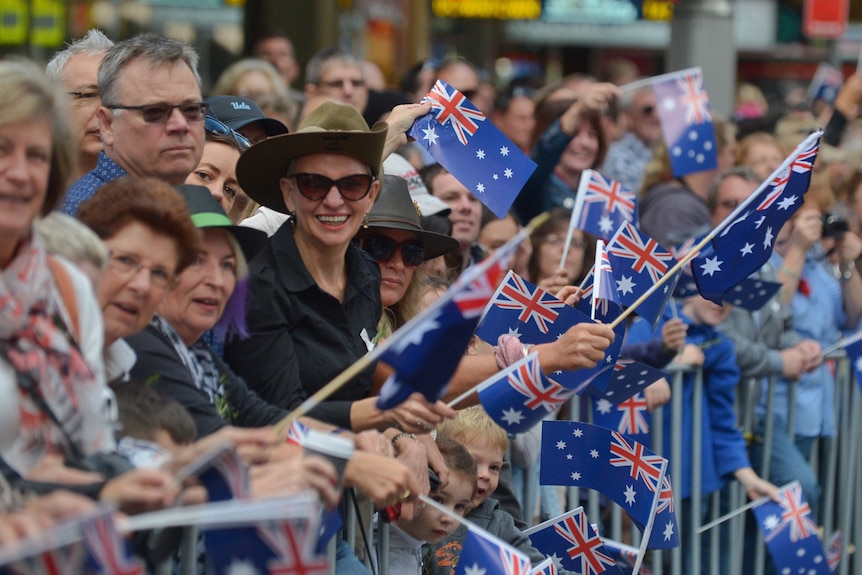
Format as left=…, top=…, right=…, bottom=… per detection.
left=213, top=275, right=250, bottom=341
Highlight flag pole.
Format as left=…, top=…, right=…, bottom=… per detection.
left=607, top=130, right=822, bottom=331
left=821, top=330, right=862, bottom=357
left=560, top=171, right=590, bottom=270
left=273, top=212, right=550, bottom=436
left=631, top=459, right=667, bottom=575
left=696, top=481, right=793, bottom=534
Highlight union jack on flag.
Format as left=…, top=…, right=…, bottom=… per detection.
left=6, top=542, right=86, bottom=575
left=656, top=475, right=675, bottom=515
left=609, top=431, right=664, bottom=491
left=478, top=353, right=575, bottom=434
left=753, top=481, right=828, bottom=575
left=493, top=272, right=567, bottom=334
left=200, top=447, right=250, bottom=502
left=286, top=419, right=310, bottom=447
left=81, top=513, right=145, bottom=575
left=607, top=222, right=671, bottom=284
left=257, top=519, right=329, bottom=575
left=454, top=526, right=531, bottom=575
left=592, top=240, right=619, bottom=319
left=571, top=170, right=637, bottom=240
left=677, top=71, right=712, bottom=125
left=614, top=395, right=650, bottom=436
left=826, top=530, right=842, bottom=572
left=525, top=507, right=618, bottom=575
left=425, top=80, right=487, bottom=145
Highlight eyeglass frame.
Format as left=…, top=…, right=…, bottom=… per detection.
left=204, top=116, right=252, bottom=149
left=106, top=250, right=176, bottom=290
left=103, top=101, right=209, bottom=124
left=362, top=234, right=426, bottom=267
left=286, top=172, right=376, bottom=202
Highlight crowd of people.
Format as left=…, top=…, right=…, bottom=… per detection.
left=0, top=25, right=860, bottom=575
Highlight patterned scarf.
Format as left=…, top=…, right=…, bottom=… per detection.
left=152, top=315, right=224, bottom=406
left=0, top=231, right=111, bottom=468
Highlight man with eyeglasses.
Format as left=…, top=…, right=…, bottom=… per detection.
left=46, top=29, right=114, bottom=178
left=602, top=84, right=663, bottom=192
left=62, top=33, right=205, bottom=216
left=304, top=47, right=368, bottom=114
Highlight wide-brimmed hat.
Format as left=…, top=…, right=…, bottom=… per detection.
left=358, top=175, right=460, bottom=260
left=382, top=154, right=450, bottom=217
left=204, top=95, right=288, bottom=137
left=236, top=101, right=388, bottom=214
left=177, top=185, right=267, bottom=261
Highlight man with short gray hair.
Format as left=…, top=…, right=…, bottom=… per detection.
left=47, top=29, right=114, bottom=176
left=62, top=33, right=205, bottom=215
left=304, top=47, right=368, bottom=113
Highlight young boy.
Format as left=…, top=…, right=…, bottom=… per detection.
left=376, top=436, right=477, bottom=575
left=432, top=406, right=566, bottom=575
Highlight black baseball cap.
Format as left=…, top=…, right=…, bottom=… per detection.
left=204, top=95, right=288, bottom=137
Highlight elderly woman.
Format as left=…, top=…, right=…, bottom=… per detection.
left=0, top=61, right=181, bottom=514
left=224, top=101, right=451, bottom=436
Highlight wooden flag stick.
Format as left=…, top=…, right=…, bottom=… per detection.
left=273, top=212, right=550, bottom=437
left=631, top=459, right=667, bottom=575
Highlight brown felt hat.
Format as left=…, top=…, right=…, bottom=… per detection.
left=236, top=101, right=388, bottom=214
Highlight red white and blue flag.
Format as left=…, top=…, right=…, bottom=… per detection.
left=692, top=132, right=820, bottom=302
left=477, top=353, right=576, bottom=433
left=587, top=359, right=668, bottom=418
left=492, top=272, right=567, bottom=334
left=408, top=80, right=537, bottom=218
left=524, top=507, right=620, bottom=575
left=540, top=420, right=679, bottom=549
left=649, top=67, right=717, bottom=177
left=753, top=481, right=829, bottom=575
left=454, top=526, right=531, bottom=575
left=571, top=170, right=637, bottom=241
left=81, top=513, right=145, bottom=575
left=199, top=447, right=250, bottom=503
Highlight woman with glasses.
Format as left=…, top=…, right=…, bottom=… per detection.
left=185, top=116, right=250, bottom=221
left=527, top=208, right=595, bottom=294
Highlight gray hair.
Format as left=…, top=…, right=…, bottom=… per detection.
left=98, top=33, right=201, bottom=107
left=211, top=57, right=289, bottom=101
left=619, top=83, right=652, bottom=111
left=36, top=212, right=108, bottom=270
left=707, top=165, right=762, bottom=213
left=46, top=29, right=114, bottom=81
left=305, top=46, right=361, bottom=86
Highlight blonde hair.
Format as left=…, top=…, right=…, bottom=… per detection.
left=437, top=405, right=508, bottom=454
left=0, top=59, right=76, bottom=214
left=35, top=213, right=108, bottom=269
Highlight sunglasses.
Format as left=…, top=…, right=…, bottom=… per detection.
left=106, top=102, right=208, bottom=124
left=204, top=116, right=251, bottom=149
left=363, top=235, right=425, bottom=266
left=288, top=173, right=375, bottom=201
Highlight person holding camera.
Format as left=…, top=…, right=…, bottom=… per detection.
left=770, top=190, right=862, bottom=470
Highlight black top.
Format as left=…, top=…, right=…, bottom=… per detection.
left=127, top=326, right=286, bottom=438
left=224, top=223, right=382, bottom=429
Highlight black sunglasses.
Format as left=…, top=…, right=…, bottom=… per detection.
left=204, top=116, right=251, bottom=149
left=364, top=235, right=425, bottom=267
left=106, top=102, right=208, bottom=124
left=288, top=173, right=375, bottom=201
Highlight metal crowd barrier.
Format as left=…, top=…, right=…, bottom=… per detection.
left=155, top=354, right=860, bottom=575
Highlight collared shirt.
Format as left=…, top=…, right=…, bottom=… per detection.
left=602, top=131, right=654, bottom=193
left=223, top=224, right=382, bottom=428
left=62, top=152, right=129, bottom=215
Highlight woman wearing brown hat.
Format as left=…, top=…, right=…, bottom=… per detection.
left=225, top=100, right=451, bottom=434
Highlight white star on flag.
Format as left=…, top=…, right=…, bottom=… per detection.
left=504, top=168, right=513, bottom=178
left=464, top=564, right=487, bottom=575
left=573, top=428, right=583, bottom=437
left=476, top=149, right=485, bottom=159
left=662, top=97, right=676, bottom=111
left=492, top=173, right=499, bottom=180
left=556, top=440, right=567, bottom=450
left=390, top=313, right=440, bottom=352
left=422, top=126, right=439, bottom=146
left=500, top=146, right=509, bottom=156
left=763, top=227, right=774, bottom=249
left=699, top=256, right=722, bottom=276
left=598, top=215, right=615, bottom=234
left=476, top=183, right=485, bottom=193
left=507, top=327, right=521, bottom=337
left=763, top=514, right=780, bottom=530
left=571, top=471, right=581, bottom=481
left=590, top=449, right=599, bottom=459
left=566, top=453, right=573, bottom=460
left=596, top=398, right=613, bottom=414
left=616, top=275, right=636, bottom=295
left=501, top=407, right=524, bottom=426
left=777, top=195, right=797, bottom=210
left=740, top=242, right=754, bottom=256
left=624, top=485, right=636, bottom=505
left=663, top=522, right=675, bottom=541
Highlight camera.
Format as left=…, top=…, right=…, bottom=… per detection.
left=822, top=211, right=849, bottom=239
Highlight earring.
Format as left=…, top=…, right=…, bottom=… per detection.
left=287, top=210, right=296, bottom=228
left=362, top=213, right=369, bottom=229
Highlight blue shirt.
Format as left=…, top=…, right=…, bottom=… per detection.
left=765, top=246, right=844, bottom=438
left=61, top=152, right=128, bottom=215
left=601, top=131, right=654, bottom=193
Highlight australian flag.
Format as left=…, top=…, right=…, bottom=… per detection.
left=454, top=526, right=531, bottom=575
left=807, top=63, right=843, bottom=105
left=592, top=240, right=620, bottom=320
left=375, top=228, right=520, bottom=409
left=606, top=222, right=680, bottom=328
left=199, top=447, right=250, bottom=503
left=206, top=515, right=328, bottom=575
left=592, top=389, right=652, bottom=446
left=753, top=482, right=828, bottom=575
left=651, top=67, right=717, bottom=178
left=720, top=278, right=782, bottom=311
left=600, top=538, right=652, bottom=575
left=540, top=420, right=679, bottom=549
left=585, top=358, right=667, bottom=408
left=524, top=507, right=621, bottom=575
left=477, top=353, right=576, bottom=433
left=692, top=131, right=821, bottom=302
left=408, top=80, right=537, bottom=218
left=530, top=558, right=558, bottom=575
left=571, top=170, right=637, bottom=241
left=286, top=419, right=310, bottom=446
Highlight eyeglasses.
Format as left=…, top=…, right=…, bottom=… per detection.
left=107, top=251, right=175, bottom=290
left=363, top=235, right=425, bottom=266
left=288, top=173, right=375, bottom=201
left=204, top=116, right=251, bottom=149
left=461, top=89, right=478, bottom=101
left=318, top=78, right=366, bottom=90
left=105, top=102, right=208, bottom=124
left=543, top=234, right=586, bottom=249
